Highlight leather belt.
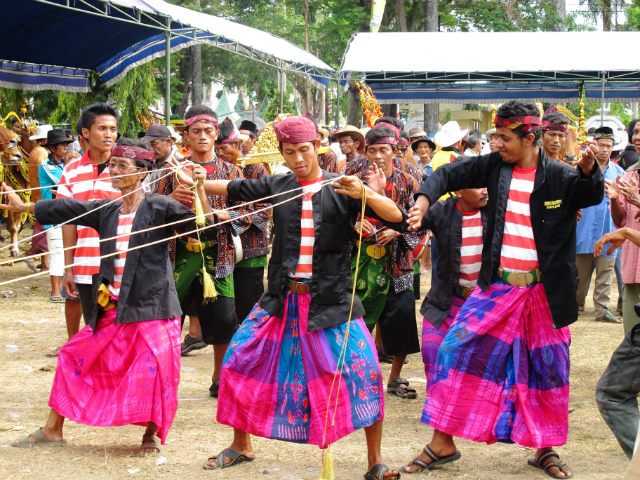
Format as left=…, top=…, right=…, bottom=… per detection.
left=286, top=279, right=311, bottom=294
left=185, top=240, right=213, bottom=253
left=497, top=266, right=541, bottom=288
left=355, top=240, right=388, bottom=260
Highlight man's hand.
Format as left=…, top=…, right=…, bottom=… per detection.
left=594, top=228, right=628, bottom=257
left=618, top=175, right=640, bottom=208
left=408, top=195, right=430, bottom=231
left=63, top=269, right=78, bottom=297
left=376, top=228, right=400, bottom=246
left=173, top=160, right=195, bottom=187
left=0, top=183, right=27, bottom=212
left=170, top=186, right=195, bottom=205
left=605, top=177, right=620, bottom=201
left=571, top=140, right=597, bottom=175
left=333, top=175, right=365, bottom=199
left=355, top=218, right=375, bottom=236
left=365, top=163, right=385, bottom=195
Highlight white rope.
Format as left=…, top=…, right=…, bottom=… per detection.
left=0, top=175, right=344, bottom=267
left=0, top=166, right=177, bottom=253
left=0, top=177, right=344, bottom=287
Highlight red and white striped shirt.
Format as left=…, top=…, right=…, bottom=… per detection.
left=107, top=212, right=136, bottom=298
left=458, top=205, right=483, bottom=288
left=291, top=175, right=323, bottom=280
left=500, top=166, right=539, bottom=272
left=56, top=150, right=120, bottom=284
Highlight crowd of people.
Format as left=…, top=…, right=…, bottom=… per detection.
left=1, top=98, right=639, bottom=479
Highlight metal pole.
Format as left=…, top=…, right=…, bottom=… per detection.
left=601, top=72, right=605, bottom=125
left=165, top=30, right=171, bottom=126
left=335, top=76, right=341, bottom=127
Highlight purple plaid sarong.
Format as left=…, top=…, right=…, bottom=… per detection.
left=217, top=289, right=384, bottom=447
left=422, top=281, right=571, bottom=448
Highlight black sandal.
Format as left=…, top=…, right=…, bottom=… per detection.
left=203, top=447, right=255, bottom=470
left=387, top=378, right=417, bottom=399
left=528, top=450, right=573, bottom=479
left=364, top=463, right=400, bottom=480
left=209, top=379, right=220, bottom=398
left=400, top=445, right=461, bottom=473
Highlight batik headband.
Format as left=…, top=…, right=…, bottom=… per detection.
left=494, top=115, right=541, bottom=132
left=541, top=120, right=569, bottom=134
left=366, top=136, right=396, bottom=147
left=217, top=118, right=239, bottom=144
left=184, top=114, right=219, bottom=128
left=111, top=145, right=154, bottom=161
left=397, top=137, right=410, bottom=147
left=374, top=122, right=400, bottom=137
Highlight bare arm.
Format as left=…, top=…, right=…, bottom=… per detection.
left=595, top=227, right=640, bottom=257
left=332, top=176, right=403, bottom=223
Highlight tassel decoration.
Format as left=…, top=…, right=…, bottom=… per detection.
left=201, top=265, right=218, bottom=301
left=318, top=446, right=335, bottom=480
left=194, top=182, right=206, bottom=226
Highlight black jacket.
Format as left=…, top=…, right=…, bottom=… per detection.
left=228, top=171, right=406, bottom=331
left=35, top=194, right=215, bottom=331
left=417, top=150, right=604, bottom=328
left=421, top=197, right=487, bottom=328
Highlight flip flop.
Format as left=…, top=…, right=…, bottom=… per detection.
left=12, top=427, right=66, bottom=448
left=387, top=378, right=417, bottom=399
left=49, top=296, right=65, bottom=303
left=528, top=450, right=573, bottom=479
left=45, top=346, right=61, bottom=358
left=364, top=463, right=400, bottom=480
left=139, top=433, right=160, bottom=457
left=400, top=445, right=461, bottom=473
left=203, top=447, right=255, bottom=470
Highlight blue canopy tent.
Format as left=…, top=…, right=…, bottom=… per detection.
left=340, top=32, right=640, bottom=105
left=0, top=0, right=334, bottom=122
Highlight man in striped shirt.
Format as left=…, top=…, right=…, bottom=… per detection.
left=57, top=103, right=120, bottom=344
left=407, top=100, right=603, bottom=479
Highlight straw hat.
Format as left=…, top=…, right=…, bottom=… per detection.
left=434, top=121, right=468, bottom=148
left=333, top=125, right=365, bottom=147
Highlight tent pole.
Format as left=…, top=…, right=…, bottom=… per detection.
left=165, top=30, right=171, bottom=126
left=601, top=72, right=605, bottom=125
left=335, top=76, right=340, bottom=127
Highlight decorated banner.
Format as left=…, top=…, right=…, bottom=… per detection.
left=370, top=0, right=386, bottom=32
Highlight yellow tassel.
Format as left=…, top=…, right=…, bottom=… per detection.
left=318, top=446, right=335, bottom=480
left=194, top=193, right=206, bottom=226
left=201, top=266, right=218, bottom=301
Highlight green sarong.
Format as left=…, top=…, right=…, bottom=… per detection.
left=173, top=239, right=234, bottom=302
left=352, top=244, right=391, bottom=331
left=236, top=255, right=268, bottom=268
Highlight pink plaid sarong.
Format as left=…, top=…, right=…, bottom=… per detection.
left=423, top=281, right=571, bottom=448
left=49, top=308, right=181, bottom=444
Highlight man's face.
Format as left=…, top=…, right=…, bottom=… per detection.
left=215, top=142, right=241, bottom=164
left=279, top=140, right=321, bottom=181
left=50, top=143, right=68, bottom=161
left=338, top=135, right=359, bottom=155
left=457, top=187, right=489, bottom=209
left=488, top=134, right=500, bottom=152
left=150, top=137, right=173, bottom=161
left=186, top=123, right=218, bottom=154
left=633, top=123, right=640, bottom=155
left=596, top=138, right=614, bottom=163
left=494, top=128, right=531, bottom=164
left=239, top=130, right=254, bottom=154
left=365, top=143, right=395, bottom=171
left=82, top=115, right=117, bottom=154
left=414, top=141, right=433, bottom=160
left=542, top=130, right=567, bottom=157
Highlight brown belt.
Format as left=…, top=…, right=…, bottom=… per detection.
left=455, top=285, right=474, bottom=300
left=287, top=279, right=311, bottom=294
left=497, top=266, right=541, bottom=288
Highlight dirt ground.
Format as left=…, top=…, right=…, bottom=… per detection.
left=0, top=226, right=631, bottom=479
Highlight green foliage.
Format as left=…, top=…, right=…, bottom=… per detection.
left=264, top=90, right=295, bottom=122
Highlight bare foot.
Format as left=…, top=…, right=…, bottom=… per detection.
left=139, top=433, right=159, bottom=457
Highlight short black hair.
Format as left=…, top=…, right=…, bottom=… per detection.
left=184, top=105, right=216, bottom=130
left=628, top=119, right=639, bottom=143
left=238, top=119, right=258, bottom=137
left=542, top=111, right=569, bottom=126
left=216, top=120, right=237, bottom=145
left=75, top=118, right=83, bottom=137
left=365, top=126, right=397, bottom=149
left=79, top=102, right=118, bottom=131
left=399, top=129, right=410, bottom=142
left=374, top=116, right=403, bottom=130
left=496, top=100, right=541, bottom=145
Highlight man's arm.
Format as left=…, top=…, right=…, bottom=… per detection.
left=332, top=175, right=403, bottom=224
left=595, top=227, right=640, bottom=257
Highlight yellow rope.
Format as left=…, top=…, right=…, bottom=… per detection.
left=319, top=179, right=367, bottom=480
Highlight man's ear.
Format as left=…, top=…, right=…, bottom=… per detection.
left=314, top=139, right=321, bottom=150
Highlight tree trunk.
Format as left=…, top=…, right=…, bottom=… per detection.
left=551, top=0, right=566, bottom=31
left=191, top=0, right=203, bottom=106
left=602, top=0, right=612, bottom=31
left=423, top=0, right=439, bottom=133
left=347, top=81, right=361, bottom=126
left=394, top=0, right=408, bottom=31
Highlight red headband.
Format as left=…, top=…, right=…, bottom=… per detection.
left=112, top=145, right=154, bottom=161
left=374, top=122, right=400, bottom=137
left=185, top=114, right=219, bottom=128
left=397, top=138, right=410, bottom=147
left=494, top=115, right=541, bottom=132
left=217, top=118, right=239, bottom=144
left=541, top=120, right=568, bottom=134
left=273, top=116, right=317, bottom=144
left=366, top=136, right=396, bottom=147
